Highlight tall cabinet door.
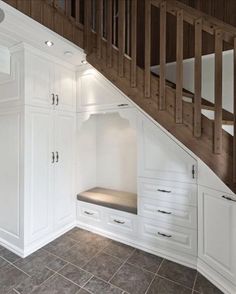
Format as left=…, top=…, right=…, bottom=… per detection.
left=26, top=107, right=54, bottom=243
left=53, top=111, right=76, bottom=230
left=54, top=64, right=76, bottom=112
left=198, top=187, right=236, bottom=285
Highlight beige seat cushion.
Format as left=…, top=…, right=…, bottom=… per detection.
left=77, top=187, right=137, bottom=214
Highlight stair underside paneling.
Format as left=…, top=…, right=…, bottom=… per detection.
left=87, top=38, right=235, bottom=193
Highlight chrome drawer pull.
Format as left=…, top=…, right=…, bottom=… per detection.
left=113, top=219, right=125, bottom=224
left=117, top=103, right=129, bottom=107
left=157, top=210, right=172, bottom=215
left=84, top=211, right=94, bottom=215
left=222, top=195, right=236, bottom=202
left=157, top=189, right=171, bottom=193
left=158, top=232, right=172, bottom=238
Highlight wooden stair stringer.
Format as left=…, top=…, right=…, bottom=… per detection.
left=87, top=52, right=235, bottom=193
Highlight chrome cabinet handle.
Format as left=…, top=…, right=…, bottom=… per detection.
left=56, top=151, right=59, bottom=162
left=157, top=210, right=172, bottom=215
left=84, top=211, right=94, bottom=215
left=157, top=189, right=171, bottom=193
left=158, top=232, right=172, bottom=238
left=56, top=94, right=59, bottom=106
left=52, top=152, right=55, bottom=163
left=222, top=195, right=236, bottom=202
left=52, top=94, right=55, bottom=105
left=113, top=219, right=125, bottom=224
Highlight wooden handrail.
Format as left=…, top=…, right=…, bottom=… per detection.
left=151, top=0, right=236, bottom=45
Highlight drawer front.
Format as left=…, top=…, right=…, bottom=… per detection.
left=139, top=198, right=197, bottom=229
left=77, top=201, right=102, bottom=223
left=138, top=179, right=197, bottom=206
left=104, top=211, right=137, bottom=236
left=139, top=217, right=197, bottom=256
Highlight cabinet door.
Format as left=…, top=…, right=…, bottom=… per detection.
left=53, top=111, right=76, bottom=230
left=27, top=108, right=54, bottom=242
left=26, top=53, right=54, bottom=108
left=138, top=117, right=197, bottom=183
left=54, top=64, right=76, bottom=112
left=198, top=187, right=236, bottom=284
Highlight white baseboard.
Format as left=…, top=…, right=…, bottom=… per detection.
left=197, top=259, right=236, bottom=294
left=0, top=236, right=24, bottom=257
left=23, top=221, right=76, bottom=257
left=76, top=221, right=197, bottom=269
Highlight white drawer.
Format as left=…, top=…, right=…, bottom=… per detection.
left=104, top=210, right=138, bottom=237
left=138, top=197, right=197, bottom=229
left=138, top=217, right=197, bottom=256
left=77, top=201, right=102, bottom=223
left=138, top=178, right=197, bottom=206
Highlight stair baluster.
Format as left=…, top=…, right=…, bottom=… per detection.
left=97, top=0, right=102, bottom=59
left=84, top=0, right=92, bottom=54
left=176, top=9, right=183, bottom=123
left=159, top=1, right=167, bottom=110
left=131, top=0, right=137, bottom=87
left=118, top=0, right=125, bottom=77
left=214, top=29, right=223, bottom=154
left=107, top=0, right=112, bottom=67
left=194, top=18, right=202, bottom=137
left=145, top=0, right=151, bottom=97
left=233, top=38, right=236, bottom=182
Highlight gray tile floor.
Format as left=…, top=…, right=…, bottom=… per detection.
left=0, top=228, right=223, bottom=294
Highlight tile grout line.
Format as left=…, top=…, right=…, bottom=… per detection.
left=144, top=258, right=165, bottom=294
left=108, top=248, right=136, bottom=284
left=191, top=272, right=199, bottom=294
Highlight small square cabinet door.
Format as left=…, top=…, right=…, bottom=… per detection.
left=138, top=117, right=197, bottom=183
left=198, top=187, right=236, bottom=284
left=26, top=53, right=54, bottom=108
left=53, top=111, right=75, bottom=230
left=54, top=64, right=76, bottom=112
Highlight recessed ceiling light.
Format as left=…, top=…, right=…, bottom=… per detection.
left=64, top=51, right=73, bottom=57
left=81, top=59, right=87, bottom=64
left=45, top=40, right=54, bottom=47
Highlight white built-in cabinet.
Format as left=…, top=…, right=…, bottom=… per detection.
left=198, top=187, right=236, bottom=287
left=26, top=52, right=76, bottom=112
left=26, top=108, right=76, bottom=244
left=0, top=44, right=76, bottom=256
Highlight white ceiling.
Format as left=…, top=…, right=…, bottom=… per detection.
left=0, top=0, right=86, bottom=66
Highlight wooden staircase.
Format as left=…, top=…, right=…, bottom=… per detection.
left=3, top=0, right=236, bottom=192
left=83, top=0, right=236, bottom=192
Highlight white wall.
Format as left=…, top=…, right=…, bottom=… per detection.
left=96, top=113, right=137, bottom=193
left=151, top=50, right=234, bottom=113
left=77, top=112, right=137, bottom=194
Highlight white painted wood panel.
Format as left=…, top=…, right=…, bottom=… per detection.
left=138, top=116, right=197, bottom=183
left=28, top=108, right=53, bottom=242
left=54, top=64, right=76, bottom=112
left=0, top=110, right=22, bottom=238
left=139, top=197, right=197, bottom=229
left=138, top=178, right=197, bottom=206
left=198, top=187, right=236, bottom=285
left=25, top=52, right=53, bottom=108
left=54, top=111, right=76, bottom=229
left=77, top=65, right=131, bottom=112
